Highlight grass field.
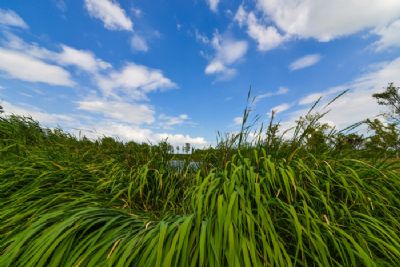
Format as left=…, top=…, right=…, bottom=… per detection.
left=1, top=114, right=400, bottom=266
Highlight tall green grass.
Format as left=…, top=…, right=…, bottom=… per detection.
left=0, top=114, right=400, bottom=266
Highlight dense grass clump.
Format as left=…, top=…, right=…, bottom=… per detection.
left=1, top=114, right=400, bottom=266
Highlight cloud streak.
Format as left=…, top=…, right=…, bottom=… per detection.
left=289, top=54, right=321, bottom=71
left=0, top=9, right=28, bottom=29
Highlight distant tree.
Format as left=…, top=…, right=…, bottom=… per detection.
left=373, top=83, right=400, bottom=124
left=365, top=119, right=400, bottom=157
left=334, top=133, right=364, bottom=151
left=184, top=143, right=191, bottom=154
left=158, top=141, right=173, bottom=154
left=176, top=146, right=180, bottom=154
left=0, top=105, right=3, bottom=114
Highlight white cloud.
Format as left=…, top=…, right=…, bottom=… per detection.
left=131, top=8, right=142, bottom=18
left=77, top=97, right=155, bottom=125
left=0, top=48, right=74, bottom=86
left=1, top=33, right=111, bottom=74
left=0, top=32, right=204, bottom=146
left=97, top=63, right=176, bottom=98
left=1, top=100, right=208, bottom=147
left=277, top=86, right=289, bottom=94
left=54, top=0, right=67, bottom=12
left=233, top=116, right=243, bottom=126
left=155, top=133, right=208, bottom=147
left=235, top=6, right=285, bottom=51
left=58, top=45, right=111, bottom=72
left=195, top=29, right=210, bottom=44
left=372, top=20, right=400, bottom=51
left=1, top=33, right=176, bottom=98
left=1, top=32, right=55, bottom=59
left=234, top=5, right=247, bottom=26
left=298, top=93, right=323, bottom=105
left=206, top=0, right=220, bottom=12
left=1, top=101, right=76, bottom=125
left=78, top=121, right=208, bottom=147
left=0, top=9, right=28, bottom=29
left=254, top=86, right=289, bottom=104
left=289, top=54, right=321, bottom=71
left=257, top=0, right=400, bottom=42
left=205, top=32, right=248, bottom=79
left=158, top=114, right=190, bottom=129
left=131, top=34, right=149, bottom=52
left=288, top=56, right=400, bottom=131
left=270, top=103, right=291, bottom=114
left=84, top=0, right=133, bottom=31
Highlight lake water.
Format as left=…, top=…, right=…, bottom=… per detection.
left=169, top=160, right=201, bottom=170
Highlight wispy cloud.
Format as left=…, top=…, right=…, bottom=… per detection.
left=232, top=116, right=243, bottom=126
left=158, top=114, right=191, bottom=129
left=205, top=31, right=248, bottom=80
left=0, top=9, right=28, bottom=29
left=284, top=56, right=400, bottom=132
left=289, top=54, right=321, bottom=71
left=270, top=102, right=291, bottom=114
left=254, top=86, right=289, bottom=104
left=84, top=0, right=133, bottom=31
left=131, top=34, right=149, bottom=52
left=1, top=100, right=76, bottom=125
left=206, top=0, right=220, bottom=13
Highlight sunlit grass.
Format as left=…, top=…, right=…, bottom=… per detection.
left=0, top=115, right=399, bottom=266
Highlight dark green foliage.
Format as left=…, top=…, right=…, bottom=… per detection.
left=373, top=83, right=400, bottom=124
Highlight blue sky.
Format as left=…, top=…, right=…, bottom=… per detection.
left=0, top=0, right=400, bottom=147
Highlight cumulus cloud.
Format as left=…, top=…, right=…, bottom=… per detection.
left=206, top=0, right=220, bottom=12
left=0, top=9, right=28, bottom=29
left=1, top=101, right=208, bottom=147
left=235, top=6, right=286, bottom=51
left=131, top=34, right=149, bottom=52
left=77, top=97, right=155, bottom=125
left=97, top=63, right=176, bottom=98
left=205, top=32, right=248, bottom=79
left=86, top=122, right=209, bottom=147
left=0, top=48, right=74, bottom=86
left=0, top=27, right=203, bottom=146
left=1, top=33, right=111, bottom=74
left=58, top=45, right=111, bottom=72
left=289, top=54, right=321, bottom=71
left=84, top=0, right=133, bottom=31
left=234, top=1, right=400, bottom=52
left=257, top=0, right=400, bottom=42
